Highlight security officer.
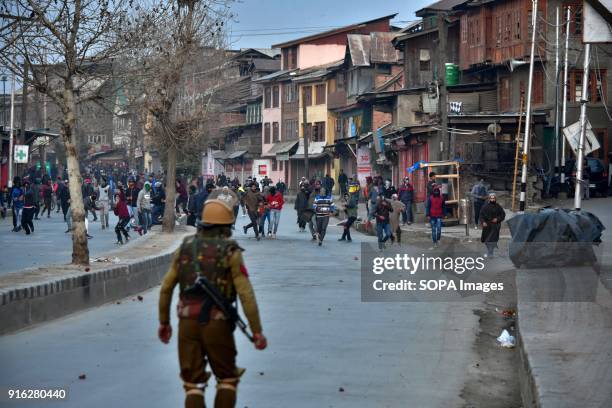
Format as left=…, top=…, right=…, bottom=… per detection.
left=158, top=198, right=267, bottom=408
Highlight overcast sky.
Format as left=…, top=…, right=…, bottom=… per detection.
left=227, top=0, right=432, bottom=50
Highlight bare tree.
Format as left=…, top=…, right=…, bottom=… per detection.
left=132, top=0, right=232, bottom=232
left=0, top=0, right=140, bottom=264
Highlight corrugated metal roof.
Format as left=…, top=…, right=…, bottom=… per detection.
left=347, top=34, right=371, bottom=67
left=347, top=32, right=400, bottom=67
left=250, top=58, right=281, bottom=72
left=370, top=32, right=401, bottom=63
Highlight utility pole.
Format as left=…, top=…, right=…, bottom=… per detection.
left=437, top=12, right=449, bottom=159
left=574, top=44, right=591, bottom=211
left=8, top=44, right=16, bottom=187
left=560, top=6, right=571, bottom=188
left=554, top=7, right=560, bottom=179
left=302, top=86, right=309, bottom=180
left=519, top=0, right=538, bottom=212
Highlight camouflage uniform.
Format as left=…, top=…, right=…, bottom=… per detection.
left=159, top=228, right=262, bottom=408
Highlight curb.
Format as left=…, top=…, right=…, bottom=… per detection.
left=0, top=231, right=191, bottom=335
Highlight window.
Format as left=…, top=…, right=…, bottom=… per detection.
left=461, top=15, right=468, bottom=43
left=311, top=121, right=326, bottom=142
left=568, top=70, right=607, bottom=103
left=284, top=83, right=296, bottom=103
left=303, top=86, right=313, bottom=106
left=291, top=47, right=297, bottom=69
left=337, top=73, right=345, bottom=90
left=272, top=160, right=277, bottom=171
left=562, top=3, right=583, bottom=35
left=419, top=49, right=430, bottom=71
left=283, top=46, right=298, bottom=70
left=532, top=70, right=544, bottom=105
left=273, top=122, right=280, bottom=142
left=496, top=16, right=502, bottom=44
left=279, top=161, right=284, bottom=171
left=514, top=10, right=521, bottom=40
left=264, top=87, right=271, bottom=109
left=264, top=123, right=270, bottom=144
left=335, top=117, right=342, bottom=134
left=284, top=119, right=298, bottom=140
left=272, top=86, right=279, bottom=108
left=315, top=84, right=326, bottom=105
left=377, top=64, right=392, bottom=75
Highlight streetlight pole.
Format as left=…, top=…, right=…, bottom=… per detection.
left=518, top=0, right=538, bottom=212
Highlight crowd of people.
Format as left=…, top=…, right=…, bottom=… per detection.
left=1, top=165, right=506, bottom=256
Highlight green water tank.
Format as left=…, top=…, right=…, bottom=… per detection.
left=445, top=63, right=459, bottom=86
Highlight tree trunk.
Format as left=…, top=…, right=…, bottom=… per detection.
left=162, top=144, right=177, bottom=232
left=63, top=82, right=90, bottom=265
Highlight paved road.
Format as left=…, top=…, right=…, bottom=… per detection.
left=0, top=210, right=483, bottom=408
left=0, top=209, right=150, bottom=275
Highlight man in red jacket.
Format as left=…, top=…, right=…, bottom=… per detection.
left=425, top=187, right=445, bottom=249
left=113, top=190, right=131, bottom=245
left=266, top=186, right=284, bottom=239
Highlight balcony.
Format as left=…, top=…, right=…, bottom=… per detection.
left=327, top=90, right=347, bottom=110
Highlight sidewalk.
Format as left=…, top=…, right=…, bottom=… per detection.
left=0, top=226, right=195, bottom=334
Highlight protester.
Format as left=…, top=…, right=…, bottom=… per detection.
left=59, top=179, right=70, bottom=224
left=367, top=184, right=379, bottom=221
left=338, top=191, right=358, bottom=242
left=276, top=179, right=287, bottom=196
left=186, top=185, right=198, bottom=226
left=11, top=177, right=24, bottom=232
left=389, top=194, right=405, bottom=245
left=267, top=186, right=284, bottom=239
left=398, top=177, right=414, bottom=225
left=126, top=178, right=140, bottom=229
left=382, top=179, right=397, bottom=199
left=373, top=197, right=392, bottom=250
left=21, top=182, right=36, bottom=235
left=425, top=186, right=445, bottom=249
left=480, top=192, right=506, bottom=257
left=137, top=181, right=153, bottom=234
left=470, top=179, right=488, bottom=229
left=581, top=158, right=591, bottom=200
left=151, top=182, right=165, bottom=225
left=323, top=174, right=335, bottom=196
left=82, top=178, right=97, bottom=221
left=175, top=179, right=188, bottom=213
left=97, top=177, right=112, bottom=229
left=312, top=183, right=336, bottom=246
left=31, top=179, right=41, bottom=220
left=41, top=179, right=53, bottom=218
left=243, top=183, right=264, bottom=240
left=427, top=172, right=437, bottom=196
left=113, top=190, right=131, bottom=245
left=258, top=186, right=271, bottom=237
left=295, top=184, right=310, bottom=232
left=338, top=169, right=348, bottom=196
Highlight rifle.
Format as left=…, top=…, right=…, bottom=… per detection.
left=184, top=238, right=254, bottom=343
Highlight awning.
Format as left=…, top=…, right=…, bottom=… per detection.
left=262, top=140, right=299, bottom=158
left=227, top=150, right=248, bottom=160
left=213, top=151, right=229, bottom=160
left=290, top=140, right=328, bottom=159
left=358, top=132, right=373, bottom=144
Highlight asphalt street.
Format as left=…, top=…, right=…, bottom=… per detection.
left=0, top=209, right=482, bottom=408
left=0, top=208, right=148, bottom=275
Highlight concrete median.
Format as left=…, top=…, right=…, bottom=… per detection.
left=0, top=228, right=194, bottom=335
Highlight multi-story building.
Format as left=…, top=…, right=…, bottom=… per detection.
left=257, top=14, right=398, bottom=190
left=384, top=0, right=610, bottom=206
